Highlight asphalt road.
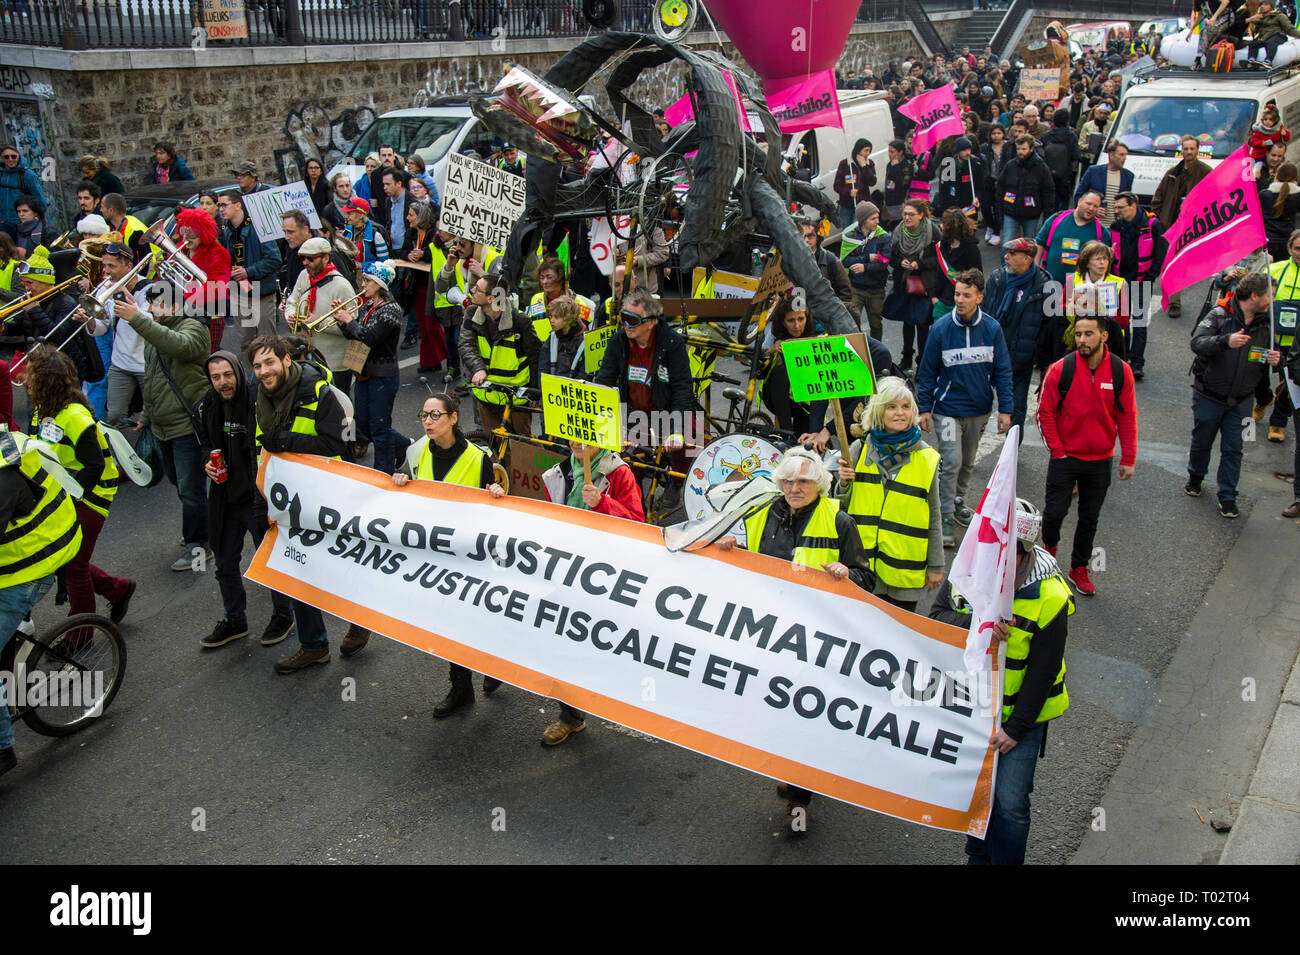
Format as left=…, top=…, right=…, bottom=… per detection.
left=0, top=247, right=1285, bottom=864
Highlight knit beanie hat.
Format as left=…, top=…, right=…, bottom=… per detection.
left=19, top=245, right=55, bottom=285
left=855, top=201, right=880, bottom=223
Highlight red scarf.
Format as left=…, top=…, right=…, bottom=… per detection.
left=306, top=263, right=339, bottom=313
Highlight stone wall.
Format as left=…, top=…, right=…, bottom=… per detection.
left=1, top=16, right=952, bottom=225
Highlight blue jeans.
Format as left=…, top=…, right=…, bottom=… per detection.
left=354, top=374, right=408, bottom=475
left=838, top=205, right=856, bottom=229
left=159, top=432, right=209, bottom=546
left=0, top=574, right=56, bottom=749
left=1001, top=216, right=1038, bottom=246
left=293, top=599, right=329, bottom=651
left=1188, top=391, right=1253, bottom=504
left=966, top=721, right=1045, bottom=864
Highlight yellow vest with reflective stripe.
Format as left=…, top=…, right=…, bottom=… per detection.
left=1269, top=258, right=1299, bottom=347
left=743, top=496, right=841, bottom=570
left=0, top=435, right=83, bottom=588
left=0, top=257, right=16, bottom=292
left=414, top=438, right=486, bottom=487
left=31, top=403, right=120, bottom=519
left=120, top=214, right=160, bottom=276
left=473, top=315, right=531, bottom=407
left=429, top=244, right=451, bottom=308
left=254, top=374, right=342, bottom=460
left=847, top=444, right=939, bottom=590
left=528, top=291, right=595, bottom=344
left=1002, top=574, right=1073, bottom=723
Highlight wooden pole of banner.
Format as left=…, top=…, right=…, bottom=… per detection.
left=582, top=452, right=593, bottom=489
left=830, top=397, right=850, bottom=454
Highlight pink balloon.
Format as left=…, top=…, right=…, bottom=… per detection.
left=703, top=0, right=860, bottom=82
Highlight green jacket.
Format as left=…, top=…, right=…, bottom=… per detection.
left=1252, top=10, right=1300, bottom=42
left=129, top=311, right=210, bottom=441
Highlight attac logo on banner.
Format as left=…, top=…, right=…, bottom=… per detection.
left=540, top=374, right=621, bottom=450
left=783, top=335, right=875, bottom=401
left=441, top=152, right=527, bottom=251
left=247, top=453, right=999, bottom=834
left=241, top=181, right=321, bottom=240
left=1159, top=144, right=1265, bottom=310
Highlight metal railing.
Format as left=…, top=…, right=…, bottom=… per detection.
left=901, top=0, right=950, bottom=56
left=988, top=0, right=1031, bottom=58
left=0, top=0, right=656, bottom=49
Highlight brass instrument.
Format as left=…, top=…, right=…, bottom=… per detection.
left=0, top=274, right=85, bottom=323
left=47, top=228, right=76, bottom=250
left=302, top=290, right=365, bottom=335
left=145, top=220, right=207, bottom=291
left=78, top=229, right=125, bottom=287
left=76, top=254, right=153, bottom=322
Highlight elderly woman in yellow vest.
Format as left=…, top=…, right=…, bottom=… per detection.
left=1063, top=240, right=1128, bottom=361
left=393, top=390, right=505, bottom=717
left=835, top=376, right=944, bottom=612
left=716, top=445, right=870, bottom=831
left=24, top=348, right=135, bottom=626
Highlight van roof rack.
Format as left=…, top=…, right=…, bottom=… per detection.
left=1131, top=62, right=1300, bottom=85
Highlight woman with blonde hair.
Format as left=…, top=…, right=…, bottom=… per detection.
left=1064, top=239, right=1128, bottom=359
left=837, top=376, right=945, bottom=601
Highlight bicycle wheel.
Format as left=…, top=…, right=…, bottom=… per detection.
left=746, top=410, right=774, bottom=430
left=464, top=431, right=511, bottom=494
left=21, top=614, right=126, bottom=738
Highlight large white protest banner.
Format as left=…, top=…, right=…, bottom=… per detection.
left=248, top=453, right=999, bottom=835
left=241, top=181, right=322, bottom=240
left=440, top=152, right=527, bottom=251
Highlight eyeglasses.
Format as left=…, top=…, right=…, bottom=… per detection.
left=417, top=410, right=450, bottom=421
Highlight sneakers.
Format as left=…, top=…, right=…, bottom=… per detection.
left=171, top=546, right=213, bottom=573
left=1167, top=303, right=1181, bottom=319
left=260, top=615, right=295, bottom=646
left=953, top=501, right=973, bottom=526
left=983, top=228, right=994, bottom=242
left=1132, top=367, right=1144, bottom=382
left=483, top=676, right=502, bottom=695
left=201, top=619, right=248, bottom=649
left=400, top=333, right=418, bottom=350
left=1268, top=426, right=1285, bottom=443
left=1284, top=501, right=1300, bottom=518
left=988, top=232, right=1001, bottom=246
left=541, top=718, right=586, bottom=746
left=339, top=625, right=370, bottom=658
left=109, top=580, right=136, bottom=624
left=898, top=355, right=913, bottom=373
left=942, top=518, right=955, bottom=548
left=274, top=646, right=331, bottom=674
left=1219, top=500, right=1239, bottom=519
left=1184, top=476, right=1203, bottom=497
left=1068, top=566, right=1096, bottom=596
left=432, top=688, right=474, bottom=718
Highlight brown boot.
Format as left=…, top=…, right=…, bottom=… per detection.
left=340, top=625, right=370, bottom=658
left=1283, top=501, right=1300, bottom=519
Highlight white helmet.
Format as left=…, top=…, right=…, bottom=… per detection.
left=1015, top=497, right=1043, bottom=545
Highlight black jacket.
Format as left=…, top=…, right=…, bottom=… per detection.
left=254, top=361, right=349, bottom=458
left=814, top=246, right=853, bottom=306
left=998, top=154, right=1056, bottom=221
left=594, top=319, right=695, bottom=414
left=985, top=265, right=1054, bottom=372
left=934, top=154, right=986, bottom=214
left=1040, top=126, right=1081, bottom=180
left=340, top=298, right=403, bottom=377
left=198, top=349, right=259, bottom=509
left=882, top=159, right=914, bottom=214
left=1260, top=183, right=1300, bottom=250
left=934, top=236, right=982, bottom=308
left=1110, top=211, right=1167, bottom=282
left=19, top=290, right=92, bottom=383
left=1191, top=299, right=1274, bottom=404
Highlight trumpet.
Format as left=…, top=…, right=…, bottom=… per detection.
left=302, top=291, right=365, bottom=334
left=145, top=221, right=207, bottom=290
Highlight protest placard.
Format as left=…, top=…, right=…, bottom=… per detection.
left=249, top=452, right=1000, bottom=835
left=783, top=335, right=874, bottom=402
left=754, top=252, right=793, bottom=302
left=440, top=152, right=527, bottom=251
left=201, top=0, right=248, bottom=39
left=540, top=374, right=621, bottom=451
left=241, top=181, right=321, bottom=240
left=1018, top=68, right=1061, bottom=101
left=584, top=323, right=620, bottom=374
left=507, top=438, right=566, bottom=501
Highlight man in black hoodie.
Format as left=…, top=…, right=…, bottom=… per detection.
left=197, top=349, right=296, bottom=650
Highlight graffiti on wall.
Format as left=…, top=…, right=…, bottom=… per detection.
left=280, top=99, right=377, bottom=180
left=411, top=57, right=518, bottom=106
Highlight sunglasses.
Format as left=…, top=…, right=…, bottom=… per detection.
left=621, top=308, right=651, bottom=328
left=1, top=154, right=17, bottom=160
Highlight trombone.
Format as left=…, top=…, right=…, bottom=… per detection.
left=301, top=290, right=364, bottom=335
left=0, top=273, right=85, bottom=323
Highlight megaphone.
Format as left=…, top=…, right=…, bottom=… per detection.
left=447, top=287, right=467, bottom=306
left=652, top=0, right=696, bottom=41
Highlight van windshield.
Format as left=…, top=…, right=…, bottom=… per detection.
left=1111, top=96, right=1256, bottom=158
left=1070, top=27, right=1107, bottom=48
left=350, top=117, right=465, bottom=165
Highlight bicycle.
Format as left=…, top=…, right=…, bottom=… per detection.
left=1, top=608, right=127, bottom=738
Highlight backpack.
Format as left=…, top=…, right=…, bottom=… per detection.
left=1043, top=137, right=1071, bottom=179
left=1058, top=349, right=1127, bottom=416
left=1189, top=304, right=1231, bottom=378
left=1209, top=41, right=1235, bottom=73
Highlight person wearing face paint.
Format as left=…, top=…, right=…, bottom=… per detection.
left=393, top=391, right=505, bottom=716
left=197, top=348, right=295, bottom=650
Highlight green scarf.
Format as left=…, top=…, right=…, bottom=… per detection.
left=566, top=449, right=607, bottom=510
left=256, top=361, right=303, bottom=435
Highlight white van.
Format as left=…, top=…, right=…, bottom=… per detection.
left=779, top=90, right=897, bottom=211
left=1103, top=70, right=1300, bottom=203
left=329, top=99, right=484, bottom=199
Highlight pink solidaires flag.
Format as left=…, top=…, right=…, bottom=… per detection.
left=664, top=70, right=753, bottom=132
left=898, top=85, right=964, bottom=155
left=899, top=85, right=961, bottom=155
left=947, top=426, right=1019, bottom=674
left=1159, top=144, right=1265, bottom=311
left=763, top=69, right=843, bottom=133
